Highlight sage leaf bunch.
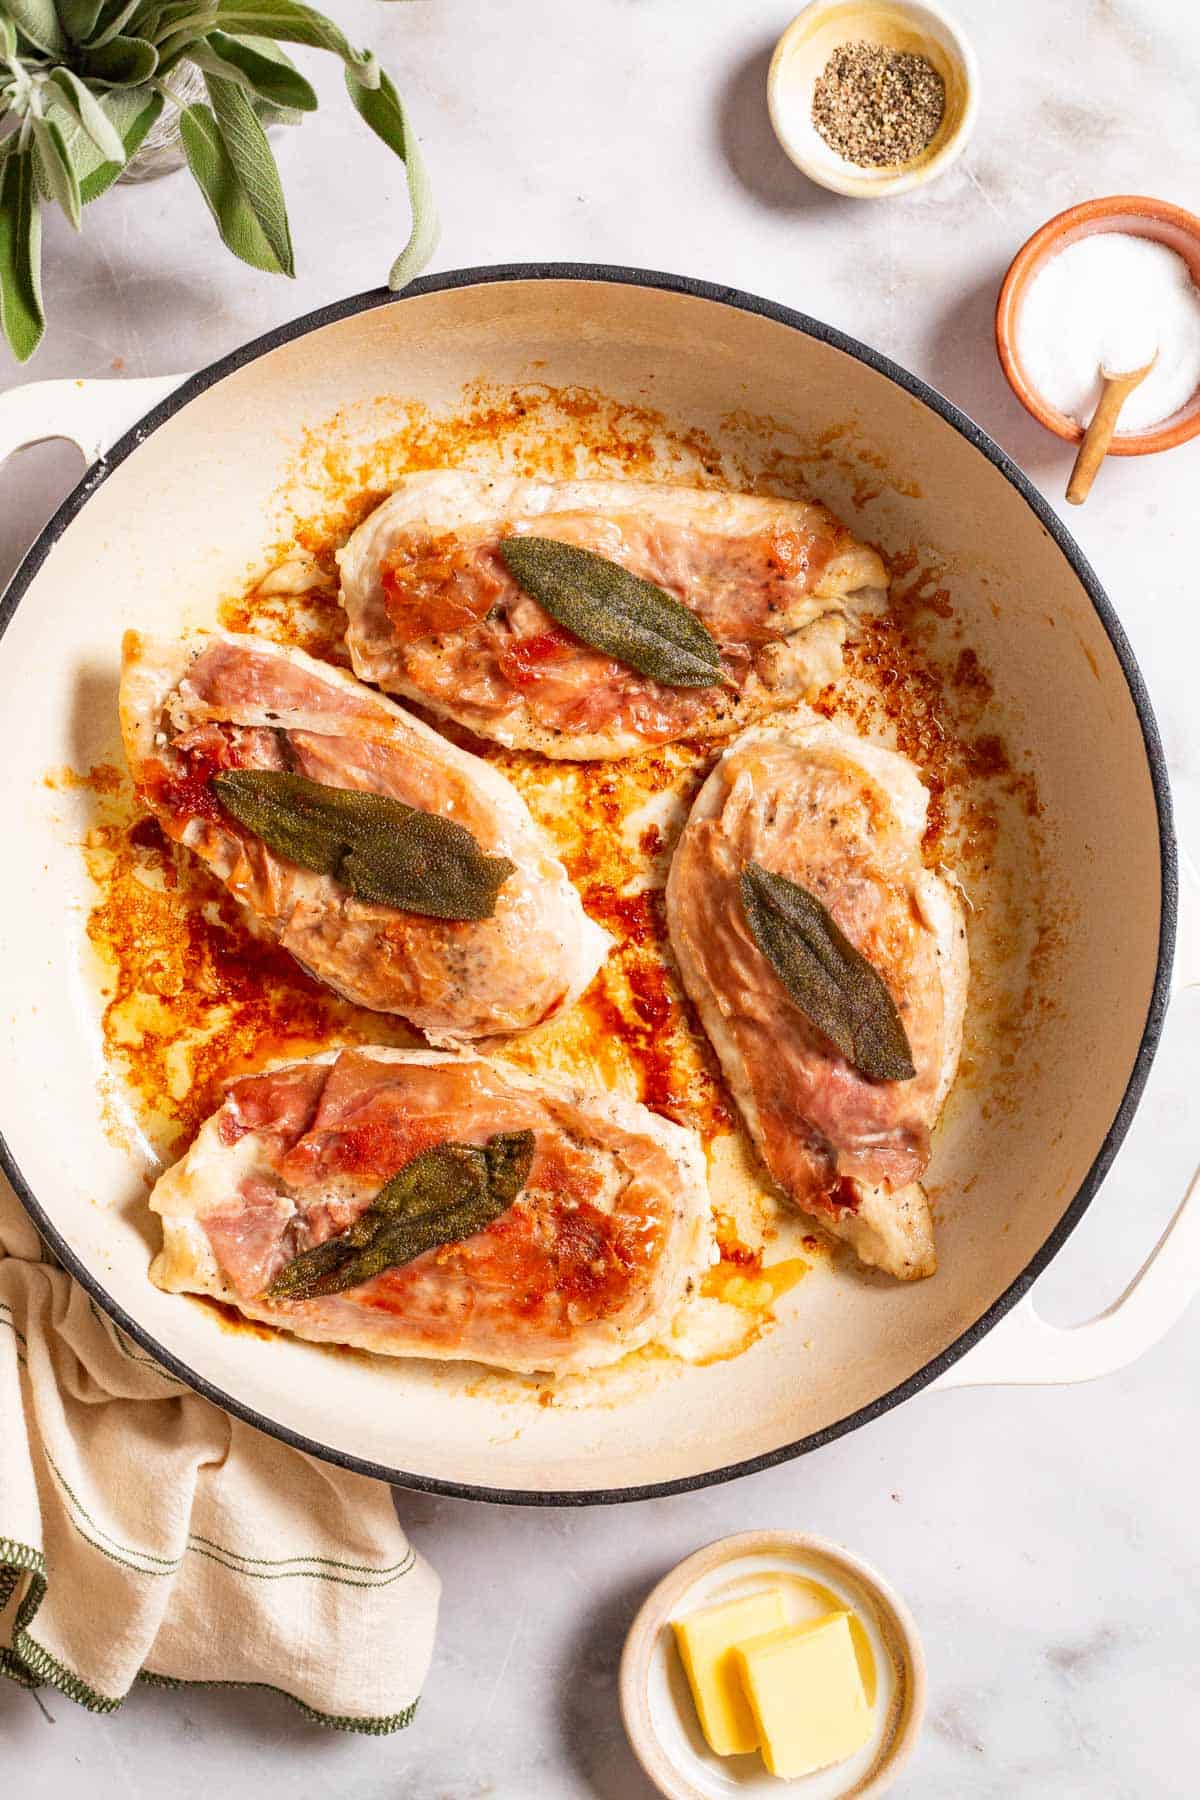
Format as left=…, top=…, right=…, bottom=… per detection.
left=266, top=1129, right=536, bottom=1301
left=739, top=860, right=916, bottom=1083
left=213, top=768, right=517, bottom=921
left=0, top=0, right=437, bottom=360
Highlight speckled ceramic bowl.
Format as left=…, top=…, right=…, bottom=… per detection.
left=619, top=1532, right=927, bottom=1799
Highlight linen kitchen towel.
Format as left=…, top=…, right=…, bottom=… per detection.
left=0, top=1173, right=439, bottom=1730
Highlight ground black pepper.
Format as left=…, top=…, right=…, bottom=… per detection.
left=811, top=40, right=945, bottom=167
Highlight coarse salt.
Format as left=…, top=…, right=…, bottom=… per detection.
left=1016, top=232, right=1200, bottom=433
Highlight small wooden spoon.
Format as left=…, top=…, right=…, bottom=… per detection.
left=1066, top=355, right=1157, bottom=504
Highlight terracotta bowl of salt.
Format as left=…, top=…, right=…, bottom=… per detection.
left=996, top=195, right=1200, bottom=456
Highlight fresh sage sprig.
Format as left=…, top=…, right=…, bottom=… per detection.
left=0, top=0, right=438, bottom=361
left=213, top=768, right=517, bottom=920
left=265, top=1129, right=536, bottom=1301
left=499, top=535, right=727, bottom=690
left=739, top=860, right=916, bottom=1082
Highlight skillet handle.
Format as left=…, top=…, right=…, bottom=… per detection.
left=931, top=1164, right=1200, bottom=1389
left=935, top=845, right=1200, bottom=1390
left=0, top=374, right=188, bottom=467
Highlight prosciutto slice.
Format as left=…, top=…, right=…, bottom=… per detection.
left=666, top=716, right=968, bottom=1279
left=150, top=1047, right=713, bottom=1375
left=119, top=630, right=609, bottom=1039
left=337, top=474, right=887, bottom=758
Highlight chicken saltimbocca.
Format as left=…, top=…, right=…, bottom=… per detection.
left=120, top=630, right=609, bottom=1039
left=666, top=716, right=968, bottom=1280
left=149, top=1048, right=713, bottom=1375
left=337, top=473, right=887, bottom=758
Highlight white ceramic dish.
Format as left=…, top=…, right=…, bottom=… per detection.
left=768, top=0, right=979, bottom=198
left=619, top=1531, right=926, bottom=1798
left=0, top=266, right=1192, bottom=1503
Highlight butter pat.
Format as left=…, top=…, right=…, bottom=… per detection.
left=672, top=1590, right=788, bottom=1755
left=734, top=1610, right=873, bottom=1778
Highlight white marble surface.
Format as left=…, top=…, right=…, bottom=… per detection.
left=2, top=2, right=1199, bottom=1793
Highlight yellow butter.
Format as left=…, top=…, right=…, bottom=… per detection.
left=672, top=1590, right=788, bottom=1755
left=734, top=1610, right=873, bottom=1779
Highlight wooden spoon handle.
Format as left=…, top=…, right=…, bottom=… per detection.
left=1066, top=375, right=1137, bottom=505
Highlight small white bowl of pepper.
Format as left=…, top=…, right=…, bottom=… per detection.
left=768, top=0, right=979, bottom=199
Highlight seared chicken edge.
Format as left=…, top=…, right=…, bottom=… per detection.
left=120, top=629, right=611, bottom=1040
left=666, top=714, right=968, bottom=1281
left=149, top=1047, right=716, bottom=1377
left=337, top=473, right=888, bottom=759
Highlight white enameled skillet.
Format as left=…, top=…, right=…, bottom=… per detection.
left=0, top=267, right=1193, bottom=1502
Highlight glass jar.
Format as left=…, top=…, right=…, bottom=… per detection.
left=118, top=63, right=208, bottom=182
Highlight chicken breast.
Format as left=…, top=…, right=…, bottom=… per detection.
left=337, top=473, right=887, bottom=758
left=150, top=1047, right=714, bottom=1375
left=119, top=630, right=609, bottom=1040
left=666, top=716, right=968, bottom=1279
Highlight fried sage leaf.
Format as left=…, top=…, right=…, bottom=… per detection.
left=739, top=861, right=916, bottom=1082
left=499, top=535, right=726, bottom=689
left=265, top=1129, right=536, bottom=1301
left=212, top=769, right=516, bottom=920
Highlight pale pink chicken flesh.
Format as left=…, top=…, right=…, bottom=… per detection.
left=118, top=631, right=609, bottom=1039
left=666, top=720, right=967, bottom=1279
left=149, top=1049, right=712, bottom=1375
left=337, top=475, right=888, bottom=758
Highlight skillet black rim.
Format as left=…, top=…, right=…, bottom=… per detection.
left=0, top=263, right=1179, bottom=1505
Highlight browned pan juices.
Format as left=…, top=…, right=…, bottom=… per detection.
left=76, top=381, right=1046, bottom=1386
left=73, top=770, right=417, bottom=1163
